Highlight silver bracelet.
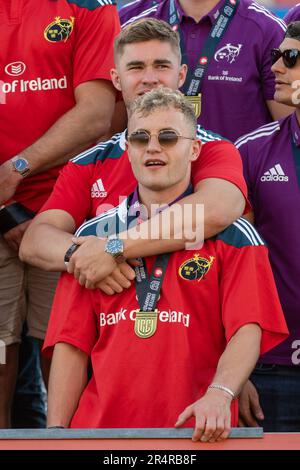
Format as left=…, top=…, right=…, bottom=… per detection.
left=207, top=383, right=235, bottom=399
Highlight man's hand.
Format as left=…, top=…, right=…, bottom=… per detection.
left=3, top=220, right=32, bottom=252
left=238, top=380, right=264, bottom=427
left=175, top=389, right=232, bottom=443
left=0, top=160, right=22, bottom=205
left=96, top=262, right=136, bottom=294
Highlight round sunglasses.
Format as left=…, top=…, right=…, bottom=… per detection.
left=271, top=48, right=300, bottom=68
left=127, top=129, right=195, bottom=149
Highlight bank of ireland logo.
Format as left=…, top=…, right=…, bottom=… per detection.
left=5, top=62, right=26, bottom=77
left=179, top=254, right=214, bottom=282
left=214, top=44, right=242, bottom=64
left=44, top=17, right=75, bottom=43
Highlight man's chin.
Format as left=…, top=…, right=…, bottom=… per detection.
left=274, top=92, right=295, bottom=107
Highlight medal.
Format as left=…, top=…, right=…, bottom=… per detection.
left=134, top=309, right=159, bottom=339
left=185, top=94, right=202, bottom=119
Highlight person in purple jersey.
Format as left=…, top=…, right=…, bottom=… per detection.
left=119, top=0, right=291, bottom=142
left=236, top=22, right=300, bottom=432
left=284, top=2, right=300, bottom=23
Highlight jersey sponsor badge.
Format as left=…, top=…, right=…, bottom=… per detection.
left=179, top=254, right=214, bottom=282
left=44, top=17, right=75, bottom=43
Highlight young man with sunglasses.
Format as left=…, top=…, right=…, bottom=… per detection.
left=44, top=88, right=288, bottom=438
left=236, top=21, right=300, bottom=431
left=120, top=0, right=291, bottom=142
left=20, top=19, right=248, bottom=294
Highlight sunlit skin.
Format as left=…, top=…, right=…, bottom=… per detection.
left=111, top=40, right=187, bottom=107
left=272, top=38, right=300, bottom=107
left=127, top=107, right=201, bottom=213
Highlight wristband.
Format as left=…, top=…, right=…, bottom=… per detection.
left=207, top=383, right=235, bottom=399
left=64, top=242, right=79, bottom=266
left=0, top=202, right=35, bottom=235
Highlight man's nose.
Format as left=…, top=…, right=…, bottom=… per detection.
left=271, top=57, right=286, bottom=75
left=142, top=68, right=159, bottom=85
left=146, top=134, right=162, bottom=152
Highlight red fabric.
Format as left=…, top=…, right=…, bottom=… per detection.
left=44, top=238, right=288, bottom=429
left=41, top=139, right=249, bottom=227
left=0, top=1, right=120, bottom=212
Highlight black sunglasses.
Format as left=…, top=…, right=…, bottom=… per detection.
left=127, top=129, right=195, bottom=149
left=271, top=48, right=300, bottom=68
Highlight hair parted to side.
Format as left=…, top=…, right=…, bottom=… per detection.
left=129, top=87, right=197, bottom=135
left=114, top=18, right=181, bottom=62
left=285, top=21, right=300, bottom=41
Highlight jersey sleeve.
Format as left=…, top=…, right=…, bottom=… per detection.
left=218, top=237, right=289, bottom=355
left=43, top=272, right=97, bottom=358
left=39, top=160, right=93, bottom=228
left=191, top=140, right=249, bottom=205
left=237, top=140, right=255, bottom=207
left=73, top=5, right=120, bottom=88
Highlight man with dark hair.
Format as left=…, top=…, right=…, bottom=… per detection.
left=44, top=88, right=288, bottom=439
left=119, top=0, right=291, bottom=141
left=237, top=21, right=300, bottom=431
left=0, top=0, right=120, bottom=428
left=20, top=18, right=247, bottom=295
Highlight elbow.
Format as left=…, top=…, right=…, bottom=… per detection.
left=19, top=235, right=33, bottom=264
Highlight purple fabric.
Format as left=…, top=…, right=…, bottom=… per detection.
left=284, top=3, right=300, bottom=24
left=236, top=113, right=300, bottom=366
left=119, top=0, right=286, bottom=141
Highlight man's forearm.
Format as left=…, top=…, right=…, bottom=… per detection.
left=47, top=343, right=88, bottom=428
left=121, top=182, right=245, bottom=260
left=22, top=97, right=113, bottom=174
left=210, top=324, right=261, bottom=398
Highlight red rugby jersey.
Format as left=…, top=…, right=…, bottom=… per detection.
left=43, top=215, right=288, bottom=428
left=0, top=0, right=120, bottom=212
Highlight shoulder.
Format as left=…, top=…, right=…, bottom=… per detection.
left=215, top=217, right=265, bottom=248
left=237, top=0, right=286, bottom=33
left=120, top=0, right=160, bottom=27
left=284, top=4, right=300, bottom=24
left=196, top=125, right=224, bottom=144
left=66, top=0, right=117, bottom=10
left=71, top=131, right=126, bottom=166
left=235, top=121, right=282, bottom=153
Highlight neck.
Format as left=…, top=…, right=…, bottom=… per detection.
left=296, top=108, right=300, bottom=127
left=138, top=180, right=190, bottom=216
left=178, top=0, right=220, bottom=22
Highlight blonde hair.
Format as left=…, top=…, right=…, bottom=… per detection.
left=129, top=87, right=197, bottom=135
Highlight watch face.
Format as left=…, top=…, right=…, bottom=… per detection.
left=15, top=159, right=28, bottom=171
left=107, top=238, right=123, bottom=255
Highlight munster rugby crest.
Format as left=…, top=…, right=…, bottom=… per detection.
left=44, top=17, right=75, bottom=43
left=179, top=254, right=214, bottom=282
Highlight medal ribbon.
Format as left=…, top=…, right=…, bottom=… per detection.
left=291, top=137, right=300, bottom=190
left=169, top=0, right=240, bottom=95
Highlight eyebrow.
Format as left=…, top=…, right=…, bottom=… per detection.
left=126, top=59, right=173, bottom=67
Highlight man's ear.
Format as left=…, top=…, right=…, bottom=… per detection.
left=178, top=63, right=188, bottom=89
left=190, top=139, right=202, bottom=162
left=110, top=68, right=122, bottom=91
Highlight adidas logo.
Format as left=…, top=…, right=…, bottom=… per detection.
left=260, top=164, right=289, bottom=182
left=91, top=178, right=107, bottom=198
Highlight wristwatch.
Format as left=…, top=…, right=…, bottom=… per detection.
left=104, top=236, right=126, bottom=264
left=11, top=155, right=30, bottom=177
